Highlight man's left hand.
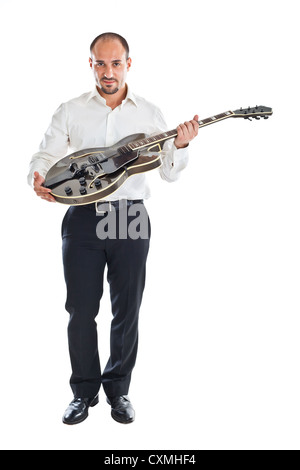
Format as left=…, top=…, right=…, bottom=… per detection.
left=174, top=115, right=199, bottom=149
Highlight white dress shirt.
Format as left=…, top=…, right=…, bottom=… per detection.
left=27, top=86, right=189, bottom=201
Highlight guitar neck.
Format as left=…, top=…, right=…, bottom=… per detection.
left=118, top=110, right=235, bottom=154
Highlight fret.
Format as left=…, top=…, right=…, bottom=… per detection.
left=198, top=111, right=233, bottom=128
left=118, top=111, right=234, bottom=154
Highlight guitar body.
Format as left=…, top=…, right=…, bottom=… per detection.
left=44, top=133, right=162, bottom=205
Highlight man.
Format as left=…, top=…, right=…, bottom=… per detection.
left=28, top=32, right=199, bottom=425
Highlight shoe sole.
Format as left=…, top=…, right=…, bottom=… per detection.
left=63, top=395, right=99, bottom=425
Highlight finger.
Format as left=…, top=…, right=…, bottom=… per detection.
left=186, top=117, right=199, bottom=136
left=178, top=122, right=189, bottom=136
left=34, top=185, right=54, bottom=197
left=191, top=119, right=199, bottom=135
left=35, top=192, right=53, bottom=199
left=33, top=177, right=51, bottom=191
left=40, top=193, right=56, bottom=202
left=182, top=121, right=196, bottom=139
left=34, top=182, right=51, bottom=190
left=33, top=180, right=49, bottom=192
left=42, top=197, right=56, bottom=202
left=176, top=124, right=184, bottom=137
left=34, top=171, right=45, bottom=185
left=34, top=186, right=53, bottom=195
left=191, top=115, right=199, bottom=134
left=184, top=121, right=193, bottom=133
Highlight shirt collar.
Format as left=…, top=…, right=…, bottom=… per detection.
left=86, top=86, right=105, bottom=104
left=87, top=85, right=138, bottom=107
left=123, top=86, right=138, bottom=107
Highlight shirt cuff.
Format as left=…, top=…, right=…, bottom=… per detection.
left=171, top=143, right=189, bottom=165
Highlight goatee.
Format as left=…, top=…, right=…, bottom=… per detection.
left=101, top=86, right=119, bottom=95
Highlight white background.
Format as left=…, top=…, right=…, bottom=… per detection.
left=0, top=0, right=299, bottom=450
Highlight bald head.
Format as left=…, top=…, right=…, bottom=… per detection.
left=90, top=32, right=129, bottom=59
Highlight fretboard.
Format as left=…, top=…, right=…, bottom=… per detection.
left=118, top=110, right=234, bottom=154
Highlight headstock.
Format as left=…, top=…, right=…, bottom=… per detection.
left=233, top=105, right=273, bottom=120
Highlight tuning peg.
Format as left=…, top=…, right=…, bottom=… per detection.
left=244, top=117, right=252, bottom=121
left=263, top=116, right=269, bottom=119
left=254, top=116, right=260, bottom=120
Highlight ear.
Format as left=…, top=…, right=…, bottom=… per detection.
left=127, top=57, right=132, bottom=71
left=89, top=57, right=93, bottom=69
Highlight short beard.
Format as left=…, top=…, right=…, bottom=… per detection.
left=100, top=86, right=119, bottom=95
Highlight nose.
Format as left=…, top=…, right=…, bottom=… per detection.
left=103, top=65, right=113, bottom=78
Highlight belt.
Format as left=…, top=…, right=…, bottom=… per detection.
left=95, top=199, right=144, bottom=213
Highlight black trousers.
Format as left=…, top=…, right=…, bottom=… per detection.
left=61, top=201, right=150, bottom=398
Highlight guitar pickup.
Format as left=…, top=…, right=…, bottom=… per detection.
left=88, top=155, right=101, bottom=172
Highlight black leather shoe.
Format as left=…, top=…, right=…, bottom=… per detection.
left=106, top=395, right=135, bottom=424
left=62, top=395, right=99, bottom=425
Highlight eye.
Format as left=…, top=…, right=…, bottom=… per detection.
left=113, top=63, right=121, bottom=67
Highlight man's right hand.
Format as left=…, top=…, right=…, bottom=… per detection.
left=33, top=171, right=56, bottom=202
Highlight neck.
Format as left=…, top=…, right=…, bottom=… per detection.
left=117, top=110, right=235, bottom=155
left=97, top=84, right=127, bottom=110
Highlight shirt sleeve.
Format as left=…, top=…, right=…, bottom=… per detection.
left=27, top=103, right=69, bottom=187
left=154, top=107, right=189, bottom=183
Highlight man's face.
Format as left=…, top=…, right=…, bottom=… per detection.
left=89, top=39, right=131, bottom=95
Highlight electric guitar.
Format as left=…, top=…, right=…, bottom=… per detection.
left=43, top=105, right=273, bottom=205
